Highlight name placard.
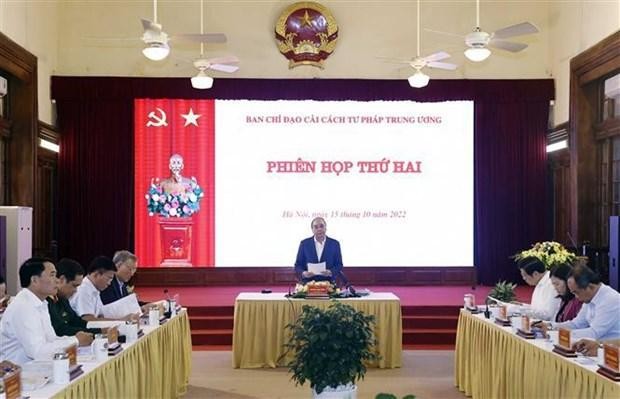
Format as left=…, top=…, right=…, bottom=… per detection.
left=558, top=328, right=571, bottom=349
left=603, top=344, right=620, bottom=372
left=0, top=361, right=21, bottom=399
left=65, top=344, right=78, bottom=366
left=521, top=315, right=531, bottom=333
left=108, top=326, right=119, bottom=345
left=498, top=305, right=508, bottom=321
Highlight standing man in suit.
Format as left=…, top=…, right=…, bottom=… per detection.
left=294, top=217, right=346, bottom=285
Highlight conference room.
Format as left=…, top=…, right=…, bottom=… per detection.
left=0, top=0, right=619, bottom=398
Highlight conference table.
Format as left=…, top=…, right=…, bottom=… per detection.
left=232, top=292, right=402, bottom=369
left=18, top=309, right=192, bottom=399
left=455, top=310, right=620, bottom=399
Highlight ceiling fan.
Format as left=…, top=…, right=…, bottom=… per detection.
left=189, top=0, right=239, bottom=89
left=140, top=0, right=227, bottom=61
left=381, top=0, right=457, bottom=88
left=428, top=0, right=539, bottom=62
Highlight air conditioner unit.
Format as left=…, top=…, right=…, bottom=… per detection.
left=0, top=207, right=32, bottom=295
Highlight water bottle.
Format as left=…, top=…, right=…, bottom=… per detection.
left=125, top=321, right=139, bottom=343
left=53, top=352, right=70, bottom=384
left=93, top=334, right=108, bottom=361
left=169, top=299, right=177, bottom=317
left=149, top=306, right=160, bottom=326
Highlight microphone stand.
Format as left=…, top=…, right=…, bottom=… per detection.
left=484, top=297, right=491, bottom=319
left=163, top=288, right=172, bottom=318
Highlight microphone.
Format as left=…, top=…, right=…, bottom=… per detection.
left=336, top=270, right=350, bottom=288
left=163, top=288, right=172, bottom=318
left=285, top=282, right=295, bottom=298
left=484, top=297, right=491, bottom=319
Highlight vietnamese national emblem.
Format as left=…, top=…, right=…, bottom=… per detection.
left=275, top=2, right=338, bottom=69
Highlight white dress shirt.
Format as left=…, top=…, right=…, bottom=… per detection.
left=0, top=288, right=78, bottom=365
left=70, top=275, right=104, bottom=317
left=554, top=283, right=620, bottom=341
left=314, top=237, right=325, bottom=262
left=528, top=271, right=561, bottom=321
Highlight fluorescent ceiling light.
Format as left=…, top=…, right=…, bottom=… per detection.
left=191, top=72, right=214, bottom=90
left=142, top=43, right=170, bottom=61
left=40, top=138, right=59, bottom=153
left=408, top=71, right=430, bottom=88
left=464, top=47, right=491, bottom=62
left=546, top=140, right=568, bottom=153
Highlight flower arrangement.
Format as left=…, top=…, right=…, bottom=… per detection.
left=291, top=281, right=341, bottom=298
left=145, top=178, right=204, bottom=217
left=513, top=241, right=576, bottom=270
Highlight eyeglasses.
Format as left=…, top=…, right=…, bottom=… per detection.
left=312, top=224, right=325, bottom=228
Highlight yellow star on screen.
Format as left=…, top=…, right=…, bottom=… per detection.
left=181, top=108, right=201, bottom=127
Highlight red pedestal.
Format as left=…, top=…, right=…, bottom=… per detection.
left=158, top=217, right=193, bottom=267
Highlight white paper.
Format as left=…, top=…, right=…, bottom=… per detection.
left=307, top=262, right=326, bottom=274
left=100, top=293, right=141, bottom=319
left=86, top=320, right=122, bottom=329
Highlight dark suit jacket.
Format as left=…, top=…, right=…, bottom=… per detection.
left=47, top=296, right=101, bottom=336
left=294, top=236, right=344, bottom=283
left=100, top=276, right=128, bottom=305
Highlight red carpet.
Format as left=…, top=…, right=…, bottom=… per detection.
left=137, top=285, right=534, bottom=307
left=137, top=285, right=534, bottom=350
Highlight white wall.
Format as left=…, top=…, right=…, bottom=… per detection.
left=0, top=0, right=58, bottom=125
left=0, top=1, right=617, bottom=127
left=55, top=1, right=550, bottom=80
left=549, top=1, right=619, bottom=125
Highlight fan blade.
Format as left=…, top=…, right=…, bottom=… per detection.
left=141, top=18, right=162, bottom=33
left=209, top=64, right=239, bottom=73
left=423, top=28, right=464, bottom=39
left=493, top=22, right=538, bottom=39
left=173, top=33, right=227, bottom=43
left=489, top=39, right=528, bottom=52
left=427, top=61, right=458, bottom=70
left=421, top=51, right=451, bottom=62
left=205, top=55, right=239, bottom=65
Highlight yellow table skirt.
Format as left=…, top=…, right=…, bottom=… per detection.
left=232, top=295, right=402, bottom=369
left=52, top=310, right=192, bottom=399
left=455, top=310, right=620, bottom=399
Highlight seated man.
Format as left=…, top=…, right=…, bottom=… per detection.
left=294, top=217, right=346, bottom=285
left=517, top=256, right=560, bottom=320
left=549, top=264, right=620, bottom=341
left=48, top=258, right=101, bottom=336
left=70, top=255, right=138, bottom=322
left=0, top=258, right=92, bottom=365
left=100, top=250, right=160, bottom=313
left=100, top=250, right=138, bottom=305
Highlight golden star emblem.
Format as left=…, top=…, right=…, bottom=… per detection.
left=300, top=10, right=313, bottom=28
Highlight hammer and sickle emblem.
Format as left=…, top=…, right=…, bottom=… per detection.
left=146, top=107, right=168, bottom=127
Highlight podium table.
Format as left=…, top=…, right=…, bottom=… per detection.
left=455, top=310, right=620, bottom=399
left=232, top=292, right=402, bottom=369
